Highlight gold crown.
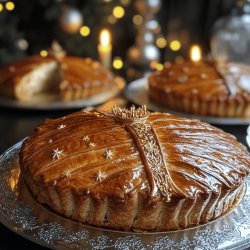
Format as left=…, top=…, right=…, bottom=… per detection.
left=111, top=105, right=149, bottom=123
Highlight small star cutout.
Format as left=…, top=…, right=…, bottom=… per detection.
left=52, top=148, right=64, bottom=160
left=82, top=135, right=89, bottom=141
left=48, top=139, right=53, bottom=144
left=104, top=149, right=113, bottom=159
left=57, top=124, right=66, bottom=130
left=95, top=170, right=106, bottom=182
left=61, top=170, right=71, bottom=178
left=88, top=142, right=96, bottom=148
left=53, top=180, right=57, bottom=186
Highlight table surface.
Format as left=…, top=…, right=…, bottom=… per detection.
left=0, top=103, right=249, bottom=250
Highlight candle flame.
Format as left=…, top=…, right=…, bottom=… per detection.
left=190, top=45, right=202, bottom=62
left=100, top=29, right=110, bottom=47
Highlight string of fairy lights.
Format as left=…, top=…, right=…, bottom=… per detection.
left=0, top=0, right=185, bottom=71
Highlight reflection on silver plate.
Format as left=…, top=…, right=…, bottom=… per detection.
left=124, top=78, right=250, bottom=125
left=1, top=141, right=250, bottom=250
left=0, top=78, right=125, bottom=110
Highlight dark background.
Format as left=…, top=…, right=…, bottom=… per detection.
left=0, top=0, right=235, bottom=66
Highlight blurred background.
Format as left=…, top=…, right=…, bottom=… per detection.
left=0, top=0, right=236, bottom=60
left=1, top=0, right=249, bottom=76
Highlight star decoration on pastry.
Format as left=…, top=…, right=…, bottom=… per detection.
left=82, top=135, right=90, bottom=141
left=52, top=148, right=64, bottom=160
left=95, top=170, right=106, bottom=182
left=57, top=124, right=66, bottom=130
left=48, top=139, right=53, bottom=144
left=61, top=169, right=71, bottom=178
left=104, top=149, right=113, bottom=159
left=88, top=142, right=96, bottom=148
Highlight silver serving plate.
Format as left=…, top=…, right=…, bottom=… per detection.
left=0, top=141, right=250, bottom=249
left=0, top=78, right=125, bottom=110
left=124, top=78, right=250, bottom=125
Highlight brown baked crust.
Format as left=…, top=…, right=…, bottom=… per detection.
left=58, top=57, right=116, bottom=100
left=0, top=56, right=57, bottom=99
left=19, top=107, right=250, bottom=231
left=0, top=56, right=121, bottom=101
left=148, top=61, right=250, bottom=117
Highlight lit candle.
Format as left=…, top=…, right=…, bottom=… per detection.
left=98, top=29, right=112, bottom=69
left=190, top=44, right=202, bottom=62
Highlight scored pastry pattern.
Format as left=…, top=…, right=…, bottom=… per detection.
left=112, top=106, right=173, bottom=202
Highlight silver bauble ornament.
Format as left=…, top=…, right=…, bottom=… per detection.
left=127, top=44, right=160, bottom=65
left=127, top=0, right=161, bottom=69
left=135, top=0, right=161, bottom=15
left=59, top=6, right=83, bottom=34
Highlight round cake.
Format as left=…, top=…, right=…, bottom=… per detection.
left=19, top=106, right=250, bottom=231
left=149, top=61, right=250, bottom=117
left=0, top=55, right=122, bottom=101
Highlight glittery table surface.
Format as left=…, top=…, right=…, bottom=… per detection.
left=1, top=140, right=250, bottom=250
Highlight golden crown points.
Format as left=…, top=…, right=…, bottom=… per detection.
left=111, top=105, right=150, bottom=123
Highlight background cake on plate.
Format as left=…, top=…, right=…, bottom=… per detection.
left=148, top=61, right=250, bottom=117
left=0, top=55, right=122, bottom=101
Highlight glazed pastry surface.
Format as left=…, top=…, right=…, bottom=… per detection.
left=149, top=61, right=250, bottom=117
left=0, top=56, right=119, bottom=101
left=20, top=106, right=250, bottom=231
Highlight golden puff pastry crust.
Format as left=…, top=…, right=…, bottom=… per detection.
left=149, top=61, right=250, bottom=117
left=0, top=56, right=122, bottom=101
left=20, top=106, right=250, bottom=231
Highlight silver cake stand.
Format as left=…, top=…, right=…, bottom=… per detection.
left=0, top=140, right=250, bottom=250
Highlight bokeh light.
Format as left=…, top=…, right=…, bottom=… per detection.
left=40, top=50, right=48, bottom=57
left=113, top=6, right=125, bottom=19
left=170, top=40, right=181, bottom=51
left=80, top=26, right=90, bottom=37
left=156, top=37, right=167, bottom=48
left=113, top=57, right=123, bottom=69
left=133, top=15, right=143, bottom=26
left=6, top=1, right=15, bottom=11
